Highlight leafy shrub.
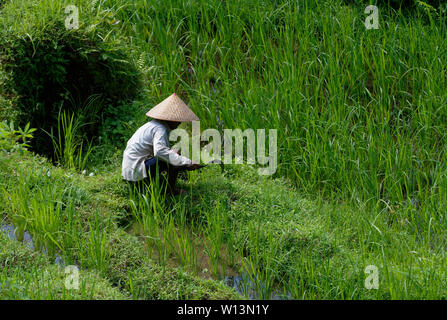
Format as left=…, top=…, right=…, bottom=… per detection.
left=0, top=1, right=141, bottom=158
left=0, top=121, right=36, bottom=154
left=99, top=100, right=144, bottom=146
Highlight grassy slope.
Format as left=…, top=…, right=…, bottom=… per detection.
left=0, top=0, right=446, bottom=299
left=2, top=150, right=445, bottom=299
left=111, top=0, right=447, bottom=203
left=0, top=151, right=240, bottom=300
left=0, top=231, right=127, bottom=299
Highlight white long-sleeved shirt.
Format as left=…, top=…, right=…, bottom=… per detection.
left=121, top=120, right=192, bottom=181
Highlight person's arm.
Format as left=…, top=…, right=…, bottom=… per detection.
left=153, top=129, right=193, bottom=167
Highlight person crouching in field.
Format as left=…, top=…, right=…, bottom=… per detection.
left=122, top=93, right=202, bottom=195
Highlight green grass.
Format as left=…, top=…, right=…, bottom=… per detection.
left=182, top=164, right=446, bottom=299
left=0, top=0, right=446, bottom=300
left=49, top=109, right=93, bottom=172
left=1, top=145, right=446, bottom=299
left=0, top=151, right=240, bottom=299
left=0, top=231, right=127, bottom=299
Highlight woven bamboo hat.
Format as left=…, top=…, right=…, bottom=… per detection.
left=146, top=93, right=199, bottom=122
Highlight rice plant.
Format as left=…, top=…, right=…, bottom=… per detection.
left=0, top=172, right=66, bottom=259
left=48, top=109, right=93, bottom=172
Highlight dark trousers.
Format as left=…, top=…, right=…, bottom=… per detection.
left=132, top=157, right=182, bottom=193
left=127, top=157, right=187, bottom=194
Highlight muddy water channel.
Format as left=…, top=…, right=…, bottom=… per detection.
left=127, top=222, right=292, bottom=299
left=1, top=223, right=65, bottom=266
left=1, top=222, right=291, bottom=299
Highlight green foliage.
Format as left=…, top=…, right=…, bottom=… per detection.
left=0, top=151, right=241, bottom=300
left=48, top=110, right=93, bottom=172
left=113, top=0, right=447, bottom=206
left=0, top=233, right=127, bottom=300
left=0, top=0, right=446, bottom=301
left=0, top=121, right=36, bottom=154
left=345, top=0, right=443, bottom=10
left=100, top=100, right=141, bottom=146
left=0, top=0, right=141, bottom=157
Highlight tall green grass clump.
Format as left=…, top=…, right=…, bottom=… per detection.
left=49, top=110, right=93, bottom=171
left=0, top=169, right=76, bottom=259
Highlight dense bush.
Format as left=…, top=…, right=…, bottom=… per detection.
left=0, top=1, right=141, bottom=158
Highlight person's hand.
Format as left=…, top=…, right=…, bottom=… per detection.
left=187, top=162, right=202, bottom=171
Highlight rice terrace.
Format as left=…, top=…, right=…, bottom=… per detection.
left=0, top=0, right=446, bottom=302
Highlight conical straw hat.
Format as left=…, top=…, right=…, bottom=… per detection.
left=146, top=93, right=199, bottom=122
